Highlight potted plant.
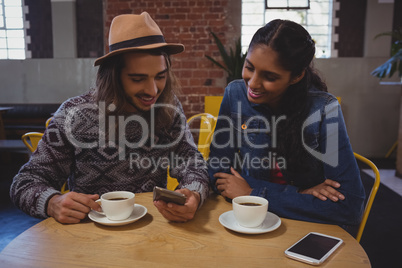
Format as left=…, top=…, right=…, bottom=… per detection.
left=205, top=32, right=247, bottom=83
left=370, top=28, right=402, bottom=81
left=371, top=28, right=402, bottom=178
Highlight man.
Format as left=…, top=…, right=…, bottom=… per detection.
left=10, top=12, right=209, bottom=224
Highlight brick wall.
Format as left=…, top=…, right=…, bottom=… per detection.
left=103, top=0, right=240, bottom=117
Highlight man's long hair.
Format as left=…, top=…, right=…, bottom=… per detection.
left=93, top=49, right=181, bottom=136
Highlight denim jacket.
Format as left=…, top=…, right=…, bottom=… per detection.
left=208, top=80, right=365, bottom=226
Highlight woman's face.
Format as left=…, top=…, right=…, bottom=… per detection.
left=120, top=52, right=168, bottom=113
left=242, top=45, right=302, bottom=109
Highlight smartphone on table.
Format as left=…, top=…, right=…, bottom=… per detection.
left=153, top=186, right=186, bottom=205
left=284, top=232, right=343, bottom=265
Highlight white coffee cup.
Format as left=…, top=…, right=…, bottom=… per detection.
left=232, top=196, right=268, bottom=228
left=97, top=191, right=135, bottom=221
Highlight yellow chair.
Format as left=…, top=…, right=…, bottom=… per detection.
left=21, top=132, right=44, bottom=153
left=166, top=113, right=217, bottom=191
left=166, top=166, right=179, bottom=191
left=186, top=113, right=217, bottom=160
left=354, top=152, right=381, bottom=243
left=205, top=96, right=223, bottom=117
left=45, top=117, right=53, bottom=128
left=21, top=117, right=53, bottom=152
left=385, top=141, right=397, bottom=158
left=21, top=121, right=69, bottom=194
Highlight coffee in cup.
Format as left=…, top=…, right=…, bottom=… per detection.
left=232, top=196, right=268, bottom=228
left=97, top=191, right=135, bottom=221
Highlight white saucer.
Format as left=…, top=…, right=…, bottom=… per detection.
left=88, top=204, right=147, bottom=226
left=219, top=210, right=281, bottom=234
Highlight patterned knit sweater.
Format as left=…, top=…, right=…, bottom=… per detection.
left=10, top=92, right=209, bottom=218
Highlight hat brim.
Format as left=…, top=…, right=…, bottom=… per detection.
left=94, top=43, right=184, bottom=66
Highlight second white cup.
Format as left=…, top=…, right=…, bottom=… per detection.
left=98, top=191, right=135, bottom=221
left=232, top=196, right=268, bottom=228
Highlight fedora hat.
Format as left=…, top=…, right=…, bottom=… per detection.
left=94, top=12, right=184, bottom=66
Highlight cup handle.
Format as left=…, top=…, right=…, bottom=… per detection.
left=92, top=199, right=105, bottom=215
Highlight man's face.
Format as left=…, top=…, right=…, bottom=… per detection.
left=120, top=52, right=168, bottom=113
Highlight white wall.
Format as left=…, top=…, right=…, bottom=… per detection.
left=315, top=57, right=400, bottom=157
left=0, top=59, right=97, bottom=103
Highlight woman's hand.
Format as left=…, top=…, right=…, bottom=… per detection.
left=153, top=188, right=201, bottom=222
left=47, top=192, right=101, bottom=224
left=299, top=179, right=345, bottom=202
left=214, top=167, right=252, bottom=199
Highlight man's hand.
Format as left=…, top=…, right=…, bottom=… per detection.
left=153, top=188, right=201, bottom=222
left=47, top=192, right=101, bottom=224
left=299, top=179, right=345, bottom=202
left=214, top=167, right=252, bottom=199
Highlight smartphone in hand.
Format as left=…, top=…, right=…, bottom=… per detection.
left=284, top=232, right=343, bottom=265
left=153, top=186, right=186, bottom=205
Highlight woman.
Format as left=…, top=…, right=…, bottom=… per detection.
left=208, top=19, right=365, bottom=226
left=10, top=12, right=209, bottom=224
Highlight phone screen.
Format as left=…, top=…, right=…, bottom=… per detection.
left=287, top=233, right=341, bottom=260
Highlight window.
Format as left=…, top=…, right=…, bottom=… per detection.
left=242, top=0, right=333, bottom=58
left=0, top=0, right=26, bottom=59
left=266, top=0, right=310, bottom=10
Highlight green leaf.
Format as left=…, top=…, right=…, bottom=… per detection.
left=374, top=28, right=402, bottom=57
left=210, top=32, right=232, bottom=71
left=371, top=48, right=402, bottom=79
left=205, top=55, right=229, bottom=73
left=374, top=28, right=402, bottom=42
left=205, top=31, right=248, bottom=83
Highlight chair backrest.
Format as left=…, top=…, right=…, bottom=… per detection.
left=187, top=113, right=217, bottom=160
left=167, top=113, right=217, bottom=191
left=22, top=117, right=53, bottom=153
left=205, top=96, right=223, bottom=118
left=21, top=132, right=44, bottom=153
left=45, top=117, right=53, bottom=128
left=354, top=152, right=381, bottom=243
left=21, top=122, right=69, bottom=194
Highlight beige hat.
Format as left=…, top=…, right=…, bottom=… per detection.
left=94, top=12, right=184, bottom=66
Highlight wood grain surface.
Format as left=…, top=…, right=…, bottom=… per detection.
left=0, top=192, right=371, bottom=268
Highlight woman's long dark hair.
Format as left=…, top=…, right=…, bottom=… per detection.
left=249, top=20, right=327, bottom=186
left=93, top=49, right=180, bottom=136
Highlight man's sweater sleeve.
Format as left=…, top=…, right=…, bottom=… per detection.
left=10, top=104, right=75, bottom=218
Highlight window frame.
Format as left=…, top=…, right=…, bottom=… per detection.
left=242, top=0, right=333, bottom=58
left=265, top=0, right=310, bottom=10
left=0, top=0, right=27, bottom=60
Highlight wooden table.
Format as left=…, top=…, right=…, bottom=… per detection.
left=0, top=193, right=371, bottom=268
